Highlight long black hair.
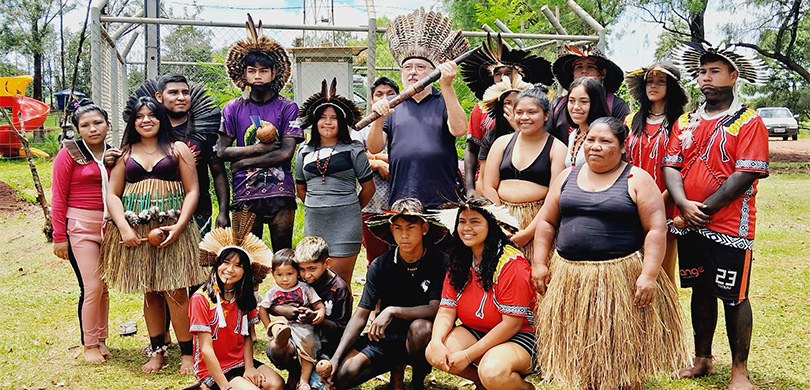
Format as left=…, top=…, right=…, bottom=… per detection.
left=306, top=104, right=353, bottom=147
left=204, top=247, right=257, bottom=312
left=630, top=64, right=687, bottom=137
left=565, top=76, right=609, bottom=129
left=120, top=96, right=173, bottom=155
left=448, top=202, right=510, bottom=293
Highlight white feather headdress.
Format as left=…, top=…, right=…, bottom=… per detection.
left=674, top=41, right=768, bottom=85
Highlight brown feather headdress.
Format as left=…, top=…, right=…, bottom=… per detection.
left=298, top=78, right=363, bottom=130
left=386, top=7, right=469, bottom=66
left=462, top=33, right=553, bottom=99
left=226, top=14, right=292, bottom=93
left=552, top=45, right=624, bottom=93
left=198, top=209, right=273, bottom=285
left=674, top=41, right=768, bottom=85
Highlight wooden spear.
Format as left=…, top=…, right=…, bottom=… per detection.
left=0, top=107, right=54, bottom=241
left=354, top=48, right=478, bottom=130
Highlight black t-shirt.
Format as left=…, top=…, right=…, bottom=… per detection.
left=173, top=121, right=218, bottom=217
left=359, top=246, right=448, bottom=337
left=310, top=270, right=353, bottom=356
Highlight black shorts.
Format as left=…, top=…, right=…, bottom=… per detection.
left=461, top=325, right=537, bottom=369
left=677, top=232, right=753, bottom=305
left=201, top=359, right=265, bottom=390
left=231, top=197, right=296, bottom=223
left=353, top=333, right=409, bottom=367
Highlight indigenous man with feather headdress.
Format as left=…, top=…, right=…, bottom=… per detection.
left=367, top=8, right=469, bottom=209
left=215, top=15, right=303, bottom=252
left=664, top=42, right=770, bottom=390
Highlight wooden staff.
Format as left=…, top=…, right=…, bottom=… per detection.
left=0, top=107, right=53, bottom=241
left=355, top=48, right=479, bottom=129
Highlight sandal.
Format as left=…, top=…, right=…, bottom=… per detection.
left=119, top=321, right=137, bottom=337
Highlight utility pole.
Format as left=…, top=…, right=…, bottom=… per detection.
left=144, top=0, right=160, bottom=79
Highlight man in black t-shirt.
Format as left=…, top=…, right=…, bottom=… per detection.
left=327, top=198, right=448, bottom=390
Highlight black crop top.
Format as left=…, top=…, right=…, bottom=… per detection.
left=499, top=134, right=554, bottom=187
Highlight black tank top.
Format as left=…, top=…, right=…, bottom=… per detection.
left=556, top=164, right=644, bottom=261
left=498, top=134, right=554, bottom=187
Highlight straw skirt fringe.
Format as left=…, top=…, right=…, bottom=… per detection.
left=535, top=251, right=689, bottom=389
left=501, top=199, right=544, bottom=261
left=100, top=219, right=206, bottom=294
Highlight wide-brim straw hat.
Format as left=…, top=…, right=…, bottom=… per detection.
left=552, top=45, right=624, bottom=93
left=434, top=197, right=520, bottom=235
left=198, top=209, right=273, bottom=285
left=461, top=33, right=554, bottom=100
left=366, top=198, right=448, bottom=246
left=624, top=62, right=685, bottom=103
left=226, top=14, right=291, bottom=93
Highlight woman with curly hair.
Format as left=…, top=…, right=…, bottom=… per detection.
left=426, top=199, right=535, bottom=390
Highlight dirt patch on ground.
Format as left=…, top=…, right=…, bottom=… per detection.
left=0, top=181, right=28, bottom=213
left=769, top=138, right=810, bottom=163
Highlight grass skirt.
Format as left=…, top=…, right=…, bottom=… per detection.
left=501, top=199, right=544, bottom=261
left=535, top=251, right=689, bottom=389
left=100, top=179, right=207, bottom=293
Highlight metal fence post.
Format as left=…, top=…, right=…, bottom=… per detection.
left=89, top=0, right=107, bottom=103
left=365, top=0, right=376, bottom=114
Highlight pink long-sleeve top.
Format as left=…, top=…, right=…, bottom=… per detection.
left=51, top=148, right=110, bottom=243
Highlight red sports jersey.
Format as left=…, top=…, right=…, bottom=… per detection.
left=440, top=246, right=535, bottom=334
left=662, top=104, right=769, bottom=249
left=189, top=292, right=259, bottom=381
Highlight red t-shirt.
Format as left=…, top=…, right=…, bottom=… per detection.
left=189, top=292, right=259, bottom=381
left=626, top=113, right=675, bottom=218
left=662, top=104, right=769, bottom=249
left=440, top=246, right=536, bottom=333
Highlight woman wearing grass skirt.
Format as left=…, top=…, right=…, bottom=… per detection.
left=100, top=96, right=207, bottom=374
left=531, top=117, right=688, bottom=389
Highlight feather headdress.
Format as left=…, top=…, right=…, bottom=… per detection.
left=552, top=44, right=624, bottom=93
left=198, top=209, right=272, bottom=285
left=674, top=41, right=768, bottom=85
left=226, top=14, right=291, bottom=93
left=434, top=197, right=520, bottom=235
left=366, top=198, right=448, bottom=246
left=624, top=62, right=685, bottom=104
left=122, top=78, right=221, bottom=141
left=462, top=33, right=553, bottom=99
left=298, top=78, right=363, bottom=130
left=478, top=74, right=534, bottom=114
left=386, top=7, right=469, bottom=66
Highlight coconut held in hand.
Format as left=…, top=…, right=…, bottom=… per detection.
left=147, top=227, right=166, bottom=247
left=672, top=216, right=687, bottom=229
left=256, top=122, right=278, bottom=143
left=316, top=359, right=332, bottom=378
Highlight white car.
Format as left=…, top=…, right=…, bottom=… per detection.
left=757, top=107, right=800, bottom=141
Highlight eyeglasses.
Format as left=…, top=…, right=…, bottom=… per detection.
left=402, top=63, right=433, bottom=72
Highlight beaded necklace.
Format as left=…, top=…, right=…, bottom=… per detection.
left=314, top=147, right=334, bottom=184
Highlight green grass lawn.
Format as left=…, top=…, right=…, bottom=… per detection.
left=0, top=159, right=808, bottom=389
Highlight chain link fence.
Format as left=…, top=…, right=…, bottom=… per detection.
left=90, top=8, right=599, bottom=145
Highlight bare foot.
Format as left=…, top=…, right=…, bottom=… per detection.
left=142, top=354, right=165, bottom=373
left=97, top=341, right=112, bottom=359
left=83, top=346, right=106, bottom=364
left=179, top=354, right=195, bottom=375
left=728, top=365, right=753, bottom=390
left=674, top=356, right=716, bottom=379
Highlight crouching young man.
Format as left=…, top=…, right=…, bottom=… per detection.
left=326, top=198, right=449, bottom=390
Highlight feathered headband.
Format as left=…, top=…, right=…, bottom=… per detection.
left=479, top=74, right=534, bottom=114
left=298, top=78, right=363, bottom=130
left=198, top=209, right=273, bottom=285
left=624, top=62, right=686, bottom=104
left=674, top=41, right=768, bottom=85
left=366, top=198, right=448, bottom=246
left=552, top=44, right=624, bottom=93
left=434, top=197, right=520, bottom=235
left=122, top=78, right=221, bottom=141
left=386, top=7, right=469, bottom=66
left=226, top=14, right=292, bottom=93
left=462, top=33, right=553, bottom=99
